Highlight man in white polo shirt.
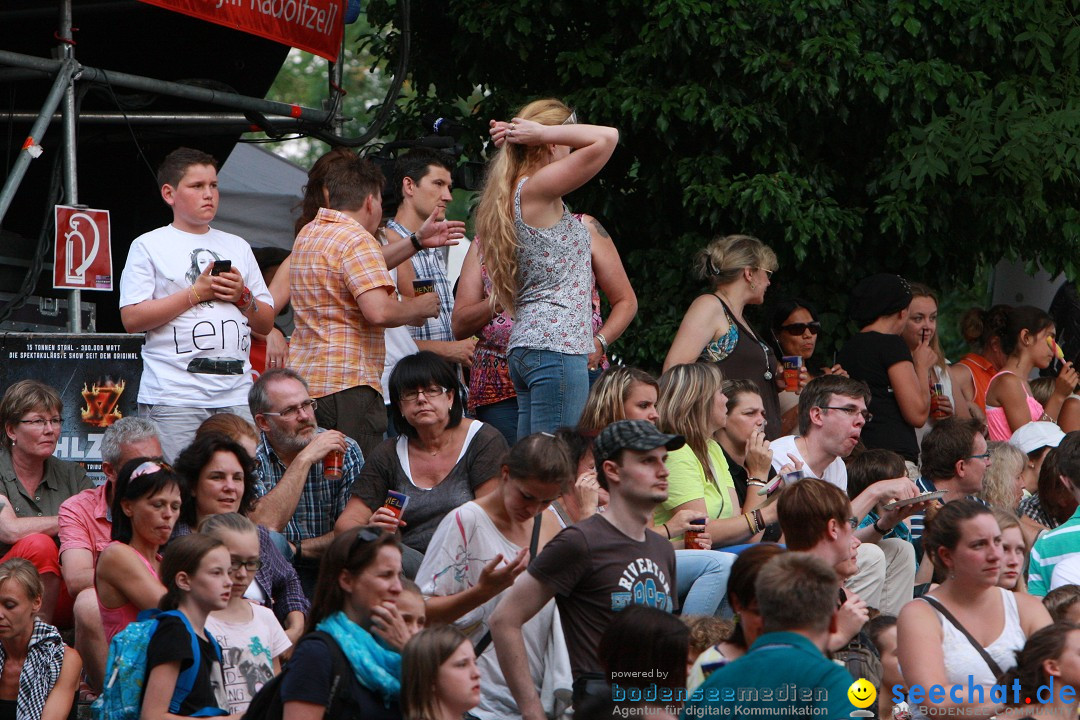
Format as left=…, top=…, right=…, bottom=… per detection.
left=770, top=375, right=921, bottom=615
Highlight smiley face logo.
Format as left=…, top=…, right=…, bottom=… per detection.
left=847, top=678, right=876, bottom=709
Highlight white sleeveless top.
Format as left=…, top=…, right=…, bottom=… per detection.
left=910, top=588, right=1024, bottom=719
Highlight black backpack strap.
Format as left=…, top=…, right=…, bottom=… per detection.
left=306, top=631, right=353, bottom=718
left=474, top=513, right=544, bottom=657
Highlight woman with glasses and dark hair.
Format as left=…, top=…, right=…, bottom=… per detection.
left=0, top=379, right=93, bottom=626
left=334, top=352, right=508, bottom=576
left=173, top=432, right=308, bottom=647
left=664, top=235, right=789, bottom=438
left=769, top=298, right=847, bottom=435
left=281, top=527, right=415, bottom=720
left=95, top=458, right=181, bottom=642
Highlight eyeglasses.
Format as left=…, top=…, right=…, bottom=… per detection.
left=18, top=417, right=62, bottom=429
left=399, top=386, right=449, bottom=403
left=229, top=557, right=262, bottom=573
left=819, top=406, right=873, bottom=423
left=130, top=460, right=172, bottom=479
left=847, top=517, right=859, bottom=530
left=965, top=452, right=991, bottom=461
left=779, top=322, right=821, bottom=336
left=262, top=398, right=318, bottom=420
left=756, top=267, right=774, bottom=280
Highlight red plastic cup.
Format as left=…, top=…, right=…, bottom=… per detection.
left=930, top=382, right=948, bottom=420
left=323, top=449, right=344, bottom=480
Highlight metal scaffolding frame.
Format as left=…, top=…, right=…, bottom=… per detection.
left=0, top=0, right=357, bottom=332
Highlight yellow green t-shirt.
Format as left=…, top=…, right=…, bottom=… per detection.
left=654, top=440, right=737, bottom=528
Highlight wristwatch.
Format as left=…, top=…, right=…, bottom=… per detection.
left=234, top=286, right=253, bottom=310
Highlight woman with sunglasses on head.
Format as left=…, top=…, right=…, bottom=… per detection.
left=282, top=528, right=413, bottom=720
left=414, top=433, right=570, bottom=720
left=95, top=458, right=181, bottom=642
left=334, top=352, right=508, bottom=576
left=0, top=380, right=93, bottom=626
left=769, top=299, right=847, bottom=436
left=665, top=235, right=792, bottom=439
left=173, top=433, right=308, bottom=648
left=201, top=513, right=290, bottom=716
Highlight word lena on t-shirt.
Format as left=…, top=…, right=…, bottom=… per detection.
left=612, top=557, right=672, bottom=611
left=172, top=318, right=251, bottom=355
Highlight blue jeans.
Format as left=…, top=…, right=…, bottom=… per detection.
left=475, top=397, right=518, bottom=447
left=676, top=549, right=737, bottom=616
left=507, top=347, right=589, bottom=440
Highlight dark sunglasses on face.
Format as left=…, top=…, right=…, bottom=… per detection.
left=780, top=322, right=821, bottom=336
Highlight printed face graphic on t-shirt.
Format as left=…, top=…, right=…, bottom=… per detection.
left=186, top=248, right=223, bottom=289
left=611, top=556, right=672, bottom=611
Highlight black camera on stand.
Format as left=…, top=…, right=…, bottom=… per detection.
left=367, top=116, right=484, bottom=216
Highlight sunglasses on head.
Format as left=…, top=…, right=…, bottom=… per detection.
left=347, top=527, right=383, bottom=561
left=779, top=322, right=821, bottom=336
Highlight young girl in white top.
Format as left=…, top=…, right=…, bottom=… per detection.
left=201, top=513, right=290, bottom=716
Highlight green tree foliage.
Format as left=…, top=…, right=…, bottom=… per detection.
left=359, top=0, right=1080, bottom=371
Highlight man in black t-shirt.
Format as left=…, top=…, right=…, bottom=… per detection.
left=490, top=420, right=682, bottom=720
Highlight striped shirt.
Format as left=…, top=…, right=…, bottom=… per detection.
left=289, top=208, right=394, bottom=397
left=386, top=219, right=455, bottom=343
left=1028, top=507, right=1080, bottom=596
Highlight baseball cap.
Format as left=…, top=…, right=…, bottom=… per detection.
left=593, top=420, right=685, bottom=465
left=1008, top=421, right=1065, bottom=455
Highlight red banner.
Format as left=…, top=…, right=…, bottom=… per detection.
left=139, top=0, right=344, bottom=61
left=54, top=205, right=113, bottom=292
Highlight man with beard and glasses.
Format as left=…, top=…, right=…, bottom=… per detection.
left=770, top=375, right=924, bottom=617
left=247, top=368, right=361, bottom=593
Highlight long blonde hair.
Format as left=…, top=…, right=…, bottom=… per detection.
left=474, top=98, right=574, bottom=314
left=657, top=363, right=725, bottom=487
left=579, top=366, right=659, bottom=433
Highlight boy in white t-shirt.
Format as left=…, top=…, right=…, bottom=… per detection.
left=120, top=147, right=275, bottom=460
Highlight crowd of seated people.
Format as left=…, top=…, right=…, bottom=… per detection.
left=10, top=113, right=1080, bottom=719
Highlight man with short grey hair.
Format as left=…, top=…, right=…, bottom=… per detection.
left=58, top=416, right=161, bottom=691
left=684, top=552, right=857, bottom=719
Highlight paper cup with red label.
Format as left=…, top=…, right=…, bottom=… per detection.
left=383, top=490, right=410, bottom=520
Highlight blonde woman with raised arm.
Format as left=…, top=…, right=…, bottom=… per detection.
left=477, top=99, right=618, bottom=438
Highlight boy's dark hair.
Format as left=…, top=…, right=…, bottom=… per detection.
left=797, top=375, right=871, bottom=436
left=756, top=552, right=839, bottom=634
left=157, top=147, right=217, bottom=189
left=323, top=154, right=384, bottom=212
left=847, top=449, right=907, bottom=501
left=920, top=417, right=985, bottom=482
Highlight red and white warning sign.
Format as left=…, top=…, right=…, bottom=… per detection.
left=54, top=205, right=113, bottom=291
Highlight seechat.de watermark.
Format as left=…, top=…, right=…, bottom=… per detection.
left=894, top=676, right=1076, bottom=707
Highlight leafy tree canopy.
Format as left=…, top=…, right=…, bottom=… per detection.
left=356, top=0, right=1080, bottom=370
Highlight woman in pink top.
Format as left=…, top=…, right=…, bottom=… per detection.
left=985, top=306, right=1078, bottom=441
left=95, top=459, right=182, bottom=642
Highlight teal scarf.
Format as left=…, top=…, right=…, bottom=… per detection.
left=316, top=611, right=401, bottom=704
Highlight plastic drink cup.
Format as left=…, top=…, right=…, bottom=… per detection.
left=383, top=490, right=409, bottom=520
left=782, top=356, right=803, bottom=392
left=323, top=450, right=344, bottom=480
left=683, top=518, right=707, bottom=549
left=412, top=279, right=435, bottom=295
left=930, top=382, right=948, bottom=420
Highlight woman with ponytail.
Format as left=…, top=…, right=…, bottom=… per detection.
left=477, top=100, right=618, bottom=438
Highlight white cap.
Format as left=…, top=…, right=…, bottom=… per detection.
left=1008, top=421, right=1065, bottom=455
